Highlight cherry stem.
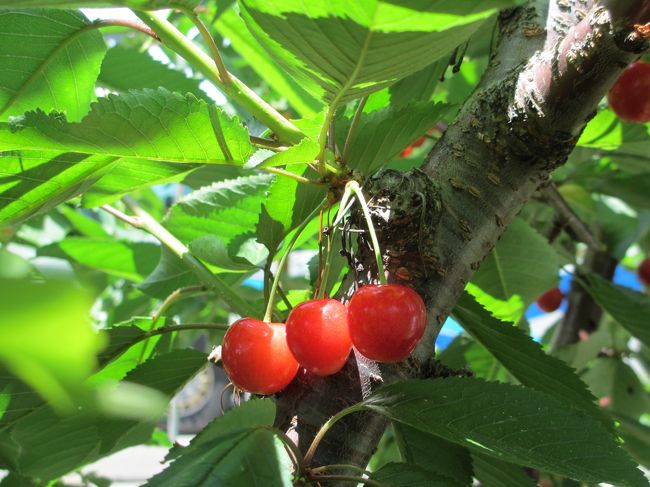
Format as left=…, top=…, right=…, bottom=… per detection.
left=303, top=403, right=365, bottom=466
left=264, top=427, right=307, bottom=479
left=317, top=187, right=355, bottom=298
left=263, top=204, right=324, bottom=322
left=347, top=181, right=387, bottom=285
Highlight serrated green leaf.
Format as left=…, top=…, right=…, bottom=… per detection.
left=369, top=462, right=459, bottom=486
left=147, top=399, right=291, bottom=487
left=39, top=238, right=160, bottom=282
left=165, top=398, right=275, bottom=461
left=364, top=378, right=646, bottom=487
left=99, top=45, right=207, bottom=100
left=0, top=88, right=253, bottom=164
left=582, top=273, right=650, bottom=347
left=240, top=0, right=519, bottom=105
left=215, top=9, right=322, bottom=117
left=471, top=452, right=536, bottom=487
left=452, top=292, right=606, bottom=427
left=0, top=10, right=106, bottom=122
left=468, top=218, right=559, bottom=322
left=337, top=101, right=447, bottom=174
left=393, top=423, right=472, bottom=486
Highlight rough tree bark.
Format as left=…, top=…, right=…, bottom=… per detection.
left=274, top=0, right=650, bottom=479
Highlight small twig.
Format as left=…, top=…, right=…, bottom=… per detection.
left=303, top=404, right=365, bottom=466
left=342, top=97, right=367, bottom=163
left=250, top=135, right=287, bottom=150
left=100, top=204, right=140, bottom=228
left=181, top=7, right=231, bottom=84
left=103, top=198, right=258, bottom=318
left=541, top=183, right=603, bottom=251
left=264, top=167, right=323, bottom=186
left=151, top=285, right=208, bottom=323
left=95, top=19, right=160, bottom=40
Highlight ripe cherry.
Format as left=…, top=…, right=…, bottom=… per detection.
left=607, top=61, right=650, bottom=123
left=347, top=284, right=427, bottom=363
left=637, top=257, right=650, bottom=287
left=221, top=318, right=298, bottom=395
left=286, top=298, right=351, bottom=376
left=536, top=287, right=564, bottom=313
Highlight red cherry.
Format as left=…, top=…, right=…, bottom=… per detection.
left=347, top=284, right=427, bottom=363
left=400, top=146, right=414, bottom=158
left=286, top=298, right=351, bottom=376
left=607, top=61, right=650, bottom=123
left=637, top=257, right=650, bottom=287
left=413, top=136, right=427, bottom=147
left=536, top=288, right=564, bottom=313
left=221, top=318, right=298, bottom=395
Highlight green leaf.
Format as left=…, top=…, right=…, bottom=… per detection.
left=389, top=59, right=448, bottom=109
left=254, top=138, right=320, bottom=168
left=582, top=273, right=650, bottom=347
left=393, top=423, right=472, bottom=486
left=578, top=109, right=650, bottom=158
left=615, top=414, right=650, bottom=468
left=452, top=292, right=605, bottom=426
left=240, top=0, right=519, bottom=104
left=2, top=350, right=206, bottom=483
left=165, top=173, right=273, bottom=271
left=582, top=357, right=650, bottom=419
left=147, top=399, right=292, bottom=486
left=0, top=150, right=118, bottom=225
left=0, top=0, right=199, bottom=7
left=0, top=280, right=104, bottom=413
left=40, top=238, right=160, bottom=282
left=468, top=218, right=559, bottom=322
left=471, top=452, right=536, bottom=487
left=97, top=317, right=156, bottom=367
left=369, top=462, right=460, bottom=486
left=215, top=9, right=322, bottom=117
left=57, top=205, right=108, bottom=238
left=337, top=101, right=447, bottom=174
left=364, top=378, right=646, bottom=487
left=165, top=398, right=275, bottom=461
left=0, top=10, right=106, bottom=122
left=81, top=159, right=200, bottom=207
left=98, top=45, right=207, bottom=100
left=256, top=167, right=325, bottom=252
left=0, top=88, right=254, bottom=164
left=138, top=247, right=196, bottom=299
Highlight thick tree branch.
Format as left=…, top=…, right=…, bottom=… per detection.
left=275, top=0, right=650, bottom=480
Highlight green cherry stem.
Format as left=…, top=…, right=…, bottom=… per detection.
left=347, top=181, right=387, bottom=285
left=263, top=204, right=324, bottom=323
left=303, top=403, right=366, bottom=466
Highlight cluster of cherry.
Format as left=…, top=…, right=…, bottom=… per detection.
left=221, top=284, right=426, bottom=395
